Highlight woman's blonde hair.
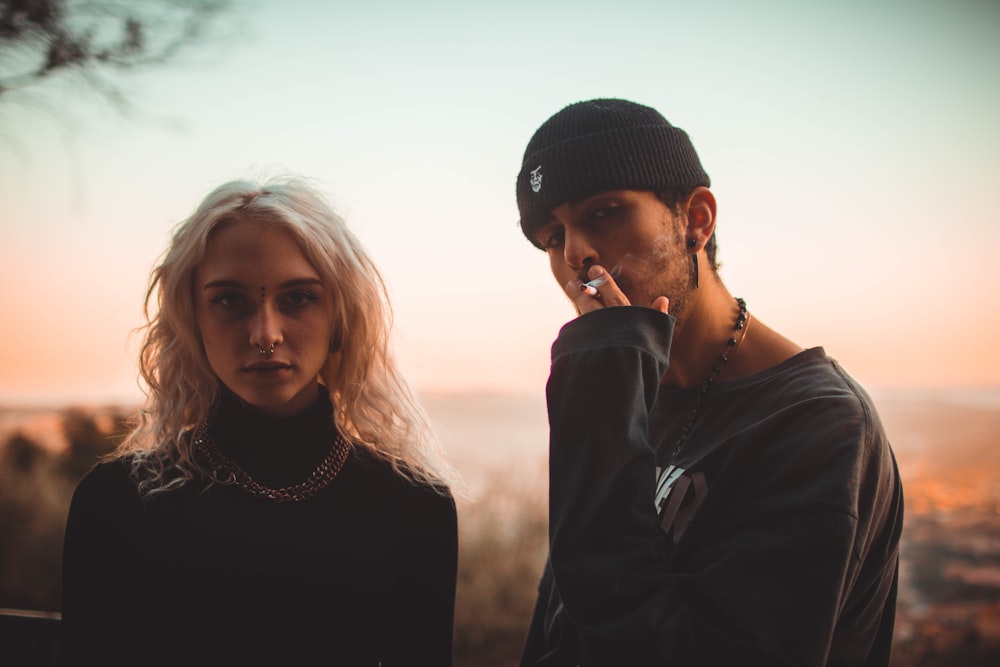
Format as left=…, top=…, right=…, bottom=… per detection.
left=116, top=175, right=459, bottom=497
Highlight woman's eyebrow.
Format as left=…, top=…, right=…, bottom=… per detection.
left=278, top=278, right=324, bottom=289
left=201, top=279, right=246, bottom=291
left=201, top=277, right=323, bottom=291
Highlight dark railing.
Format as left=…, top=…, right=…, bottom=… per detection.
left=0, top=608, right=61, bottom=667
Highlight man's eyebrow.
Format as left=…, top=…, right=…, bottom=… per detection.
left=533, top=220, right=557, bottom=239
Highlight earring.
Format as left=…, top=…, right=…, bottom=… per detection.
left=688, top=238, right=699, bottom=288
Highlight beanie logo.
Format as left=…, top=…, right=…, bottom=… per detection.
left=529, top=166, right=543, bottom=193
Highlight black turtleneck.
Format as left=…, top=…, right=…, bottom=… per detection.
left=60, top=385, right=458, bottom=666
left=207, top=384, right=338, bottom=489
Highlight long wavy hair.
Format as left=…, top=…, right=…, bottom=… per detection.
left=115, top=176, right=460, bottom=497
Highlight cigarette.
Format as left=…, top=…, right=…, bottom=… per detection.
left=579, top=276, right=606, bottom=297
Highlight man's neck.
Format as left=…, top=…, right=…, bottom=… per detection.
left=662, top=280, right=804, bottom=388
left=661, top=282, right=743, bottom=388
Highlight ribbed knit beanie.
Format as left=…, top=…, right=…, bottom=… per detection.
left=516, top=98, right=710, bottom=248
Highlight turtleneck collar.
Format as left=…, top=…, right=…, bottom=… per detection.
left=207, top=383, right=340, bottom=489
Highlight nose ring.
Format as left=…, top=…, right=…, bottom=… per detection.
left=257, top=344, right=275, bottom=357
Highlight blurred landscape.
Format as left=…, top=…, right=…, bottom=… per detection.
left=2, top=387, right=999, bottom=666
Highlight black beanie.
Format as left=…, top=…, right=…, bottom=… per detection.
left=516, top=98, right=710, bottom=248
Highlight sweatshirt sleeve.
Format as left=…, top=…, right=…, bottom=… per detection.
left=544, top=306, right=675, bottom=665
left=542, top=309, right=899, bottom=666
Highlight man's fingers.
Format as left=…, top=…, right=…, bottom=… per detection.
left=566, top=266, right=631, bottom=312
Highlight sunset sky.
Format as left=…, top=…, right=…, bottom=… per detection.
left=1, top=0, right=998, bottom=406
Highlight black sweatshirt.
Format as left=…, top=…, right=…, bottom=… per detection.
left=520, top=307, right=904, bottom=666
left=60, top=388, right=457, bottom=666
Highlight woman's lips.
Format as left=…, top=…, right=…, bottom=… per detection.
left=243, top=361, right=292, bottom=374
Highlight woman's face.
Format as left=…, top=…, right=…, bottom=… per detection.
left=194, top=219, right=337, bottom=417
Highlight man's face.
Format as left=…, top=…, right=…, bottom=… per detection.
left=532, top=189, right=692, bottom=314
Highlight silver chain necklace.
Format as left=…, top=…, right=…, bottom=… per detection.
left=192, top=420, right=351, bottom=503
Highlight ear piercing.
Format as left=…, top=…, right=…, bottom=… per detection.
left=687, top=238, right=699, bottom=288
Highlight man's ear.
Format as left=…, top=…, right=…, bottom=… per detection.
left=683, top=187, right=717, bottom=251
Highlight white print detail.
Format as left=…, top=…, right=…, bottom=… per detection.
left=530, top=165, right=543, bottom=193
left=654, top=464, right=684, bottom=512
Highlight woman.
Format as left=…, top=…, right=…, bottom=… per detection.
left=60, top=176, right=461, bottom=666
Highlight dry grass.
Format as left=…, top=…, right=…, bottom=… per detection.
left=453, top=469, right=548, bottom=666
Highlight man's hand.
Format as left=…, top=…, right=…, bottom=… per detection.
left=566, top=265, right=670, bottom=315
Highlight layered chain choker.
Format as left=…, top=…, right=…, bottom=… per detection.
left=670, top=297, right=749, bottom=460
left=192, top=420, right=351, bottom=503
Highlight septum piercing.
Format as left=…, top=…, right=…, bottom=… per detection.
left=257, top=344, right=275, bottom=357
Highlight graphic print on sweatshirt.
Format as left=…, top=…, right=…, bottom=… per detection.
left=654, top=465, right=708, bottom=544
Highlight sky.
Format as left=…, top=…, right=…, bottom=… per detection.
left=1, top=0, right=998, bottom=406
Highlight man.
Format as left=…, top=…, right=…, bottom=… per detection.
left=514, top=98, right=904, bottom=666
